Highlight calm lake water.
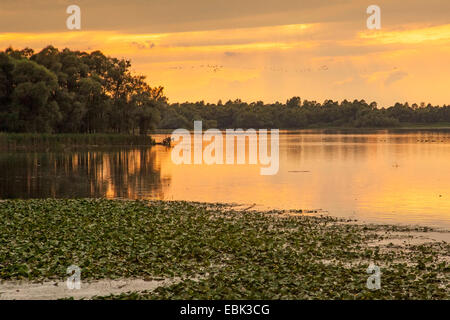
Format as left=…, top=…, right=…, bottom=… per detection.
left=1, top=130, right=450, bottom=228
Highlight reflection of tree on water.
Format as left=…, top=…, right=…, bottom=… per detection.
left=0, top=147, right=171, bottom=199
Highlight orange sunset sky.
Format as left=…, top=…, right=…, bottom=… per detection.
left=1, top=0, right=450, bottom=106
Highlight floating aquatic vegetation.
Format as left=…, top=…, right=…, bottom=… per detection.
left=0, top=199, right=448, bottom=299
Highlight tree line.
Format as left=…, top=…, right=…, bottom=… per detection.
left=0, top=46, right=165, bottom=134
left=1, top=46, right=449, bottom=133
left=160, top=98, right=450, bottom=129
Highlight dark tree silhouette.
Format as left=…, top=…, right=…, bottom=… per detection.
left=0, top=46, right=165, bottom=134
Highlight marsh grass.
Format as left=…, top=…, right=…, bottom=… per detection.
left=0, top=199, right=448, bottom=299
left=0, top=133, right=154, bottom=151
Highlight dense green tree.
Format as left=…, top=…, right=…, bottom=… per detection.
left=8, top=59, right=61, bottom=132
left=0, top=46, right=165, bottom=133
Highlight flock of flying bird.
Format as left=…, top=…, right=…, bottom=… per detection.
left=167, top=64, right=330, bottom=73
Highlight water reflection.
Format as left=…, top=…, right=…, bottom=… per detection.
left=0, top=130, right=449, bottom=227
left=0, top=147, right=171, bottom=199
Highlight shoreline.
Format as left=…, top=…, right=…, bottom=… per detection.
left=149, top=125, right=450, bottom=134
left=0, top=133, right=155, bottom=151
left=0, top=199, right=448, bottom=300
left=1, top=127, right=449, bottom=150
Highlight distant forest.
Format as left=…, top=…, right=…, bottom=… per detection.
left=1, top=46, right=450, bottom=133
